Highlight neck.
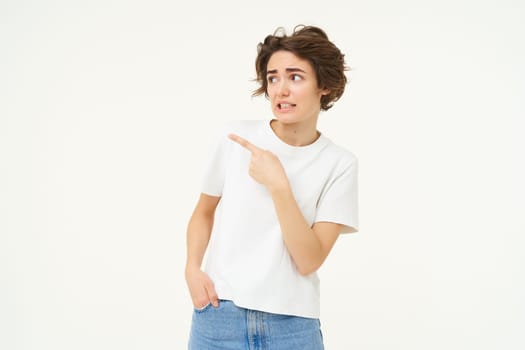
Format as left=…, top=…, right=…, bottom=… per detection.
left=270, top=118, right=320, bottom=147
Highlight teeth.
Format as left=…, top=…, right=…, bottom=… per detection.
left=280, top=103, right=293, bottom=109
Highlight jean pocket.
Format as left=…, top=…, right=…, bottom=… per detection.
left=193, top=302, right=212, bottom=313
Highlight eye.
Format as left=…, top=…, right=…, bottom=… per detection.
left=267, top=76, right=278, bottom=84
left=291, top=74, right=302, bottom=81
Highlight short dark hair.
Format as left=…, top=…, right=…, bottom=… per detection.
left=253, top=25, right=348, bottom=111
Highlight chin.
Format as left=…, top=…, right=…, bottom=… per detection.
left=273, top=113, right=302, bottom=125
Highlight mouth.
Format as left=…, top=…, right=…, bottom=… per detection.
left=277, top=103, right=296, bottom=111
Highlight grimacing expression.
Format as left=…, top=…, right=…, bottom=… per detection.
left=266, top=51, right=329, bottom=125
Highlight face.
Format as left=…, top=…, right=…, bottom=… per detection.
left=266, top=50, right=329, bottom=125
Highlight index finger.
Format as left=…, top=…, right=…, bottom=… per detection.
left=228, top=133, right=261, bottom=154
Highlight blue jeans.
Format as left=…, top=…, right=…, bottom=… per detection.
left=188, top=300, right=324, bottom=350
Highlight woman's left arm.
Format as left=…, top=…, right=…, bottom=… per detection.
left=270, top=186, right=342, bottom=275
left=228, top=133, right=343, bottom=275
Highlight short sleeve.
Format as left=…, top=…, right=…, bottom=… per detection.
left=314, top=158, right=358, bottom=233
left=201, top=127, right=230, bottom=197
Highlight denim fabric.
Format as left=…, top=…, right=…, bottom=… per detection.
left=188, top=300, right=324, bottom=350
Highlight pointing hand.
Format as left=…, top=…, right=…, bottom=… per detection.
left=228, top=133, right=289, bottom=193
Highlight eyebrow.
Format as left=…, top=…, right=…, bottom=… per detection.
left=266, top=67, right=306, bottom=75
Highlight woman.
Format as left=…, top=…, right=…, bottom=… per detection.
left=185, top=25, right=358, bottom=349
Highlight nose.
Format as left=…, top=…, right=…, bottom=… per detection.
left=276, top=79, right=290, bottom=97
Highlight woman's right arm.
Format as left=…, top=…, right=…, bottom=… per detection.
left=185, top=193, right=221, bottom=309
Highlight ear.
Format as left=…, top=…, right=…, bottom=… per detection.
left=320, top=88, right=330, bottom=96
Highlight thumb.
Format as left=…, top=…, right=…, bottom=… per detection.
left=205, top=280, right=219, bottom=307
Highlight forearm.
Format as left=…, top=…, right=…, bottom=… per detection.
left=270, top=185, right=323, bottom=275
left=185, top=212, right=214, bottom=272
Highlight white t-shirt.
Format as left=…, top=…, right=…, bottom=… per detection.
left=201, top=119, right=358, bottom=318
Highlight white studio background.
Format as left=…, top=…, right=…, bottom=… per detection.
left=1, top=0, right=523, bottom=349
